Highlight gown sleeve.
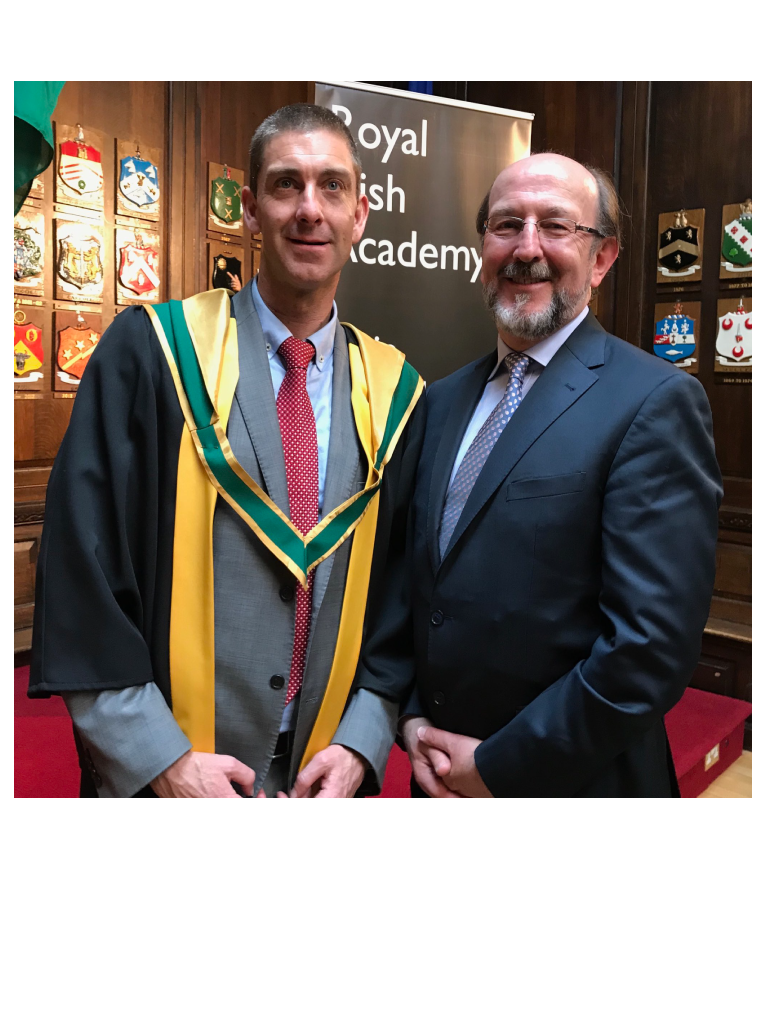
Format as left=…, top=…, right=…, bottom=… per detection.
left=29, top=306, right=174, bottom=697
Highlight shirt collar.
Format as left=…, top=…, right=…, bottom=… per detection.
left=251, top=275, right=337, bottom=372
left=489, top=304, right=590, bottom=380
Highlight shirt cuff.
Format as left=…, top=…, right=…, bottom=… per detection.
left=64, top=683, right=191, bottom=798
left=331, top=688, right=398, bottom=792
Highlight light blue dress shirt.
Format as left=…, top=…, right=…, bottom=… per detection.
left=449, top=306, right=590, bottom=486
left=250, top=277, right=336, bottom=513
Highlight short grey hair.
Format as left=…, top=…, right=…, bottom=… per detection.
left=248, top=103, right=362, bottom=193
left=583, top=163, right=622, bottom=250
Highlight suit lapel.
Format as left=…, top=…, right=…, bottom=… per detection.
left=426, top=353, right=496, bottom=575
left=230, top=285, right=290, bottom=516
left=311, top=322, right=361, bottom=611
left=440, top=318, right=604, bottom=566
left=322, top=323, right=361, bottom=517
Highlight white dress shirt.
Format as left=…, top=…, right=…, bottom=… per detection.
left=449, top=306, right=590, bottom=486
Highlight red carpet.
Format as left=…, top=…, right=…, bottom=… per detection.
left=15, top=666, right=80, bottom=798
left=371, top=743, right=412, bottom=798
left=16, top=667, right=748, bottom=799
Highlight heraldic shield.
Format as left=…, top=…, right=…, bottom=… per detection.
left=722, top=202, right=752, bottom=267
left=210, top=166, right=242, bottom=223
left=57, top=326, right=100, bottom=380
left=59, top=140, right=103, bottom=196
left=658, top=212, right=700, bottom=272
left=654, top=312, right=696, bottom=364
left=119, top=157, right=160, bottom=208
left=14, top=322, right=44, bottom=376
left=14, top=226, right=43, bottom=280
left=119, top=242, right=160, bottom=295
left=716, top=301, right=752, bottom=365
left=58, top=236, right=103, bottom=289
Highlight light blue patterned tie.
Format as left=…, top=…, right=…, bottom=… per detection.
left=439, top=351, right=530, bottom=559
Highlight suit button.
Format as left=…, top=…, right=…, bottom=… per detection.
left=279, top=584, right=295, bottom=602
left=270, top=674, right=285, bottom=690
left=432, top=691, right=446, bottom=706
left=430, top=610, right=444, bottom=626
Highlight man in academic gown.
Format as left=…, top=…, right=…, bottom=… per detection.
left=392, top=153, right=722, bottom=797
left=29, top=103, right=425, bottom=799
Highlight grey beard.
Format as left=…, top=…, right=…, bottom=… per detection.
left=482, top=269, right=590, bottom=343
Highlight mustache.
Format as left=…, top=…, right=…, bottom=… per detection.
left=500, top=261, right=554, bottom=283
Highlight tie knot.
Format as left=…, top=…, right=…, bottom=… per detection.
left=504, top=351, right=530, bottom=382
left=278, top=336, right=315, bottom=372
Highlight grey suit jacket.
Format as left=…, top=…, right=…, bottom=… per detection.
left=65, top=286, right=398, bottom=797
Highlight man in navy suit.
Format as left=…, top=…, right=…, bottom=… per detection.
left=393, top=153, right=722, bottom=797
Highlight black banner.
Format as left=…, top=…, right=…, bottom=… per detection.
left=315, top=82, right=532, bottom=383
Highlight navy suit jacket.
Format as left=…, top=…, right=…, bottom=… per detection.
left=402, top=311, right=722, bottom=797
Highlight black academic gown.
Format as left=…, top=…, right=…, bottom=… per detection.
left=29, top=305, right=426, bottom=787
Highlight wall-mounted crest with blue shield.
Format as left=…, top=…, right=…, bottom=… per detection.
left=116, top=140, right=162, bottom=221
left=652, top=300, right=700, bottom=374
left=120, top=156, right=159, bottom=208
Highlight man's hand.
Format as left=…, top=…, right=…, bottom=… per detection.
left=150, top=750, right=256, bottom=798
left=290, top=744, right=367, bottom=798
left=401, top=716, right=462, bottom=798
left=417, top=726, right=493, bottom=798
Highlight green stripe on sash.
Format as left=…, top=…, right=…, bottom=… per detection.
left=375, top=359, right=421, bottom=470
left=153, top=298, right=420, bottom=583
left=196, top=425, right=309, bottom=570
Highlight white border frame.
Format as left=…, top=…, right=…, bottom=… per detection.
left=315, top=80, right=535, bottom=121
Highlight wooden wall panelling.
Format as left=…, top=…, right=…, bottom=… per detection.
left=15, top=82, right=170, bottom=653
left=643, top=82, right=752, bottom=650
left=53, top=81, right=169, bottom=318
left=14, top=523, right=43, bottom=651
left=613, top=82, right=652, bottom=349
left=166, top=82, right=195, bottom=301
left=15, top=465, right=51, bottom=508
left=636, top=82, right=753, bottom=712
left=643, top=81, right=751, bottom=479
left=713, top=542, right=752, bottom=604
left=14, top=394, right=74, bottom=462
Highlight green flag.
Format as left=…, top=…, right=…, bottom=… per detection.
left=14, top=81, right=65, bottom=214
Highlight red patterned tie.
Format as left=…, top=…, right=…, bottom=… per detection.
left=276, top=337, right=319, bottom=705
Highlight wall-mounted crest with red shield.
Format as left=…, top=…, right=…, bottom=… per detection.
left=55, top=123, right=106, bottom=211
left=53, top=310, right=103, bottom=391
left=115, top=226, right=161, bottom=304
left=715, top=297, right=752, bottom=375
left=57, top=324, right=100, bottom=385
left=14, top=308, right=45, bottom=391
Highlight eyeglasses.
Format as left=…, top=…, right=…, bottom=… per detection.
left=483, top=215, right=605, bottom=241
